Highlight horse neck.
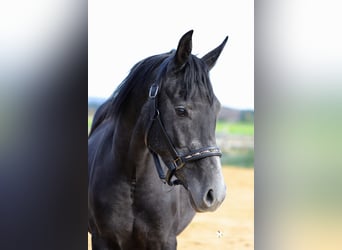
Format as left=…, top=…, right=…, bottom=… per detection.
left=113, top=70, right=162, bottom=177
left=113, top=91, right=150, bottom=169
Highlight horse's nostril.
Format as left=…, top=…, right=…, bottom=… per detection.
left=205, top=189, right=214, bottom=206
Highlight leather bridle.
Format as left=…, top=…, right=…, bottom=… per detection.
left=144, top=83, right=222, bottom=186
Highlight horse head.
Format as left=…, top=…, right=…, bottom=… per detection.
left=145, top=30, right=228, bottom=212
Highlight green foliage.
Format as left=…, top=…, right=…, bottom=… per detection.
left=239, top=110, right=254, bottom=123
left=221, top=149, right=254, bottom=168
left=88, top=116, right=93, bottom=133
left=216, top=120, right=254, bottom=168
left=216, top=121, right=254, bottom=135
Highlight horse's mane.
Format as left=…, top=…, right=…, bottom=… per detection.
left=89, top=51, right=215, bottom=136
left=108, top=53, right=171, bottom=118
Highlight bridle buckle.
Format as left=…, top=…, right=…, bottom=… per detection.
left=173, top=157, right=185, bottom=170
left=149, top=84, right=159, bottom=99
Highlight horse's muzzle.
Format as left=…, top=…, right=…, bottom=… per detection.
left=189, top=183, right=226, bottom=212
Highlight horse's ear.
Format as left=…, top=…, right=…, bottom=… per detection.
left=174, top=30, right=193, bottom=68
left=201, top=36, right=228, bottom=71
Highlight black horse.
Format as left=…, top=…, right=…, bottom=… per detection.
left=88, top=30, right=228, bottom=250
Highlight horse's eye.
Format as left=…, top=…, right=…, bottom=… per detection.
left=175, top=106, right=188, bottom=117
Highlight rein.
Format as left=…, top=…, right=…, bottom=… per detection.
left=144, top=83, right=222, bottom=186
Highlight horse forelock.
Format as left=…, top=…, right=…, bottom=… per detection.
left=177, top=55, right=215, bottom=104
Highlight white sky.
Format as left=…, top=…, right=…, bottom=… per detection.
left=89, top=0, right=254, bottom=109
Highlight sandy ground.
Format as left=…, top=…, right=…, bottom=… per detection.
left=88, top=167, right=254, bottom=249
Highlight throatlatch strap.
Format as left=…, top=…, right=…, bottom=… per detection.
left=150, top=150, right=166, bottom=182
left=150, top=150, right=183, bottom=186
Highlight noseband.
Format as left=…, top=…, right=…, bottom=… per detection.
left=145, top=83, right=222, bottom=186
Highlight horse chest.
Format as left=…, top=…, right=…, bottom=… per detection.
left=130, top=182, right=195, bottom=234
